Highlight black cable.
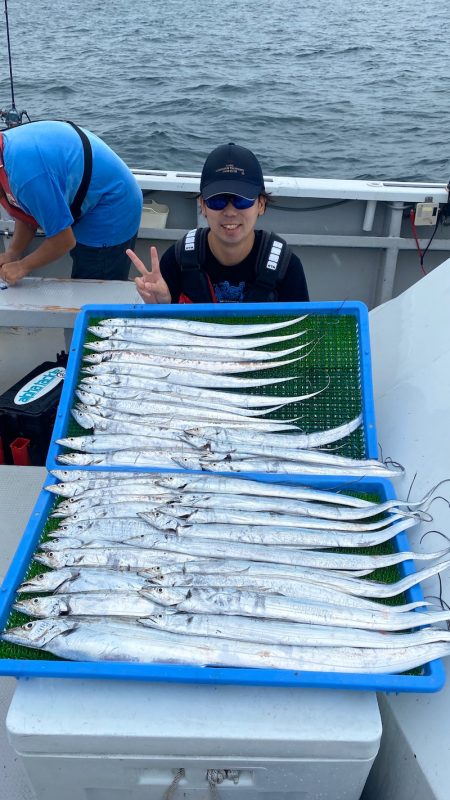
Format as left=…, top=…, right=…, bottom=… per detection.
left=420, top=211, right=441, bottom=266
left=269, top=199, right=351, bottom=212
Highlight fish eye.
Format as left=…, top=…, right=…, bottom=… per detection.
left=25, top=622, right=34, bottom=629
left=32, top=598, right=39, bottom=604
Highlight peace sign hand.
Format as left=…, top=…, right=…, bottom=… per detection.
left=127, top=246, right=172, bottom=304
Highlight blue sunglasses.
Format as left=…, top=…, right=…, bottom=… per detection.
left=204, top=194, right=256, bottom=210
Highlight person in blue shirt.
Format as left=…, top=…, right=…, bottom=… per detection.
left=0, top=120, right=143, bottom=285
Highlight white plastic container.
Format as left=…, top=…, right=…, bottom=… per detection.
left=7, top=678, right=381, bottom=800
left=140, top=200, right=169, bottom=228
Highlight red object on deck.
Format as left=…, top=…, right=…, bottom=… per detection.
left=0, top=436, right=4, bottom=464
left=10, top=437, right=32, bottom=466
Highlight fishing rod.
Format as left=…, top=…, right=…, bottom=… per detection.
left=0, top=0, right=30, bottom=127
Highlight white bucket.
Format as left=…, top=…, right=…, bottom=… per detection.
left=140, top=200, right=169, bottom=229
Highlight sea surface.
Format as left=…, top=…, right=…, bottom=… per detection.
left=1, top=0, right=449, bottom=182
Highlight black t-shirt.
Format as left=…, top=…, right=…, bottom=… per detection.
left=160, top=229, right=309, bottom=303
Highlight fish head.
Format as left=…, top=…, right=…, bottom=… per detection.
left=87, top=325, right=113, bottom=338
left=18, top=568, right=76, bottom=593
left=171, top=455, right=201, bottom=469
left=138, top=511, right=178, bottom=531
left=55, top=438, right=78, bottom=449
left=75, top=389, right=97, bottom=406
left=1, top=618, right=74, bottom=648
left=148, top=572, right=180, bottom=586
left=139, top=610, right=175, bottom=629
left=57, top=453, right=97, bottom=466
left=140, top=586, right=187, bottom=606
left=34, top=551, right=62, bottom=568
left=82, top=353, right=104, bottom=364
left=13, top=595, right=69, bottom=618
left=39, top=537, right=81, bottom=551
left=80, top=375, right=104, bottom=385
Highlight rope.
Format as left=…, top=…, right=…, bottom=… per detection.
left=163, top=768, right=185, bottom=800
left=164, top=766, right=240, bottom=798
left=206, top=769, right=240, bottom=797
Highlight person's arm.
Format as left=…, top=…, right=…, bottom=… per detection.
left=127, top=246, right=172, bottom=303
left=0, top=226, right=76, bottom=285
left=0, top=219, right=36, bottom=267
left=277, top=252, right=309, bottom=302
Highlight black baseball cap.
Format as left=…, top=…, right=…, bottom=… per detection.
left=200, top=143, right=265, bottom=200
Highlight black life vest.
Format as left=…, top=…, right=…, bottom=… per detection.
left=174, top=227, right=292, bottom=303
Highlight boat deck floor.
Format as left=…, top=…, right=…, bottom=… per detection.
left=0, top=466, right=46, bottom=800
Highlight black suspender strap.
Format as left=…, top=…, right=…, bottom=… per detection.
left=175, top=228, right=215, bottom=302
left=66, top=121, right=93, bottom=223
left=244, top=231, right=292, bottom=302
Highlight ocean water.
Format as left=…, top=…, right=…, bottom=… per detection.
left=1, top=0, right=449, bottom=181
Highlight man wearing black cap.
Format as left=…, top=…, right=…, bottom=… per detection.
left=128, top=143, right=309, bottom=304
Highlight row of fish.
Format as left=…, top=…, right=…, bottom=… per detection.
left=54, top=314, right=400, bottom=477
left=3, top=470, right=450, bottom=673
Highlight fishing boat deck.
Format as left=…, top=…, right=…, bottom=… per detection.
left=0, top=465, right=46, bottom=800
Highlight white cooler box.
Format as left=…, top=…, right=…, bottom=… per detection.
left=7, top=679, right=381, bottom=800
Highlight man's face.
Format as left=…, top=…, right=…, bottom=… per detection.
left=200, top=195, right=265, bottom=250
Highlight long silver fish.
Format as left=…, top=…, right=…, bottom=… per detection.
left=13, top=592, right=168, bottom=619
left=53, top=518, right=161, bottom=536
left=133, top=536, right=450, bottom=570
left=72, top=393, right=302, bottom=426
left=142, top=611, right=450, bottom=650
left=49, top=469, right=164, bottom=484
left=4, top=617, right=450, bottom=672
left=153, top=474, right=432, bottom=519
left=132, top=518, right=416, bottom=549
left=56, top=435, right=203, bottom=455
left=157, top=486, right=420, bottom=523
left=175, top=456, right=404, bottom=479
left=54, top=489, right=175, bottom=514
left=34, top=547, right=196, bottom=570
left=96, top=315, right=308, bottom=337
left=73, top=395, right=301, bottom=431
left=51, top=500, right=186, bottom=522
left=81, top=360, right=299, bottom=389
left=80, top=374, right=328, bottom=408
left=77, top=385, right=290, bottom=418
left=183, top=415, right=363, bottom=450
left=71, top=403, right=299, bottom=433
left=84, top=350, right=308, bottom=374
left=146, top=504, right=413, bottom=532
left=138, top=571, right=426, bottom=613
left=84, top=339, right=310, bottom=361
left=151, top=560, right=450, bottom=601
left=140, top=587, right=450, bottom=631
left=18, top=568, right=155, bottom=595
left=88, top=321, right=307, bottom=347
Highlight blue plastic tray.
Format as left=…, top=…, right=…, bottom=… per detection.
left=46, top=301, right=378, bottom=472
left=0, top=472, right=445, bottom=691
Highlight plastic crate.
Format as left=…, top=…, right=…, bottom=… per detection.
left=0, top=472, right=445, bottom=692
left=46, top=301, right=377, bottom=472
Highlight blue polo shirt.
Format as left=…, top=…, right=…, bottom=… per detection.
left=2, top=120, right=142, bottom=246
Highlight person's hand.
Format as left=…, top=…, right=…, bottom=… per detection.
left=0, top=248, right=21, bottom=268
left=0, top=260, right=30, bottom=285
left=127, top=246, right=172, bottom=304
